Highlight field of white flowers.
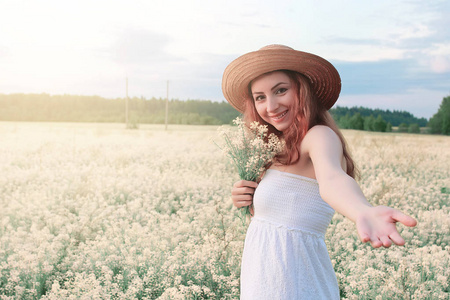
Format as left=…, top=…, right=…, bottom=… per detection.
left=0, top=122, right=449, bottom=300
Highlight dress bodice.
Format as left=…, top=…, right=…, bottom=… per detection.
left=253, top=168, right=335, bottom=238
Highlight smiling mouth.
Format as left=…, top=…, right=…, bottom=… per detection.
left=271, top=110, right=288, bottom=121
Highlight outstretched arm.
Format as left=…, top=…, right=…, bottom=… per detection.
left=304, top=126, right=417, bottom=248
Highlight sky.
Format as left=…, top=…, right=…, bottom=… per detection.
left=0, top=0, right=449, bottom=119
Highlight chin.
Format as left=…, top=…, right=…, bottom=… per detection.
left=276, top=126, right=288, bottom=132
left=273, top=120, right=293, bottom=132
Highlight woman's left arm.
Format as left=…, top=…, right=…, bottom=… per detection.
left=305, top=126, right=417, bottom=248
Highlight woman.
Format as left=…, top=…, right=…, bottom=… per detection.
left=222, top=45, right=417, bottom=299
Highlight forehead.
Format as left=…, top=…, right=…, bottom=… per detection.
left=250, top=71, right=291, bottom=91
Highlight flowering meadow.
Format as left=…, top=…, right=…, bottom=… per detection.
left=0, top=122, right=449, bottom=300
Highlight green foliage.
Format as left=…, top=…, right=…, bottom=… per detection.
left=428, top=95, right=450, bottom=135
left=337, top=113, right=392, bottom=133
left=0, top=94, right=241, bottom=126
left=364, top=115, right=375, bottom=131
left=349, top=113, right=364, bottom=130
left=330, top=106, right=428, bottom=127
left=385, top=122, right=392, bottom=132
left=337, top=112, right=392, bottom=132
left=398, top=123, right=409, bottom=133
left=408, top=123, right=420, bottom=134
left=337, top=114, right=351, bottom=129
left=373, top=115, right=387, bottom=132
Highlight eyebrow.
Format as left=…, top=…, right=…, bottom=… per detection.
left=252, top=82, right=289, bottom=95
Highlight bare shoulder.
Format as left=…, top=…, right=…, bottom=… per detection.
left=303, top=125, right=342, bottom=149
left=302, top=125, right=346, bottom=177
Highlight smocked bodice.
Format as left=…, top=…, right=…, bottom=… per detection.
left=252, top=169, right=335, bottom=238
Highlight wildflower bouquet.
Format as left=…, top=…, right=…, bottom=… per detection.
left=217, top=117, right=285, bottom=220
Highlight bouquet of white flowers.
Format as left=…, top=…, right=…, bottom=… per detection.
left=217, top=117, right=285, bottom=221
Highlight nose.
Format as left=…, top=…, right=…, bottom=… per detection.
left=266, top=96, right=279, bottom=113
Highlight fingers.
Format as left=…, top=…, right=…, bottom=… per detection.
left=360, top=233, right=393, bottom=248
left=359, top=233, right=370, bottom=243
left=369, top=236, right=382, bottom=248
left=365, top=233, right=403, bottom=248
left=356, top=222, right=371, bottom=243
left=358, top=222, right=395, bottom=248
left=391, top=210, right=417, bottom=227
left=374, top=233, right=404, bottom=248
left=231, top=187, right=256, bottom=207
left=388, top=231, right=405, bottom=246
left=231, top=186, right=257, bottom=196
left=386, top=209, right=415, bottom=246
left=231, top=194, right=252, bottom=208
left=231, top=180, right=258, bottom=208
left=232, top=194, right=253, bottom=201
left=357, top=206, right=415, bottom=248
left=379, top=236, right=392, bottom=248
left=234, top=200, right=252, bottom=208
left=233, top=180, right=258, bottom=189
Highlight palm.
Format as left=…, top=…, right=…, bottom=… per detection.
left=356, top=205, right=417, bottom=248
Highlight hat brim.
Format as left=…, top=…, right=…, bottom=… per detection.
left=222, top=48, right=341, bottom=113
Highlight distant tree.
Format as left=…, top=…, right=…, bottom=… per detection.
left=408, top=123, right=420, bottom=134
left=398, top=123, right=409, bottom=133
left=373, top=115, right=387, bottom=132
left=428, top=95, right=450, bottom=135
left=364, top=115, right=375, bottom=131
left=348, top=113, right=364, bottom=130
left=386, top=122, right=392, bottom=132
left=338, top=114, right=351, bottom=129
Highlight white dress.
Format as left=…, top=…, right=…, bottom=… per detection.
left=240, top=169, right=340, bottom=299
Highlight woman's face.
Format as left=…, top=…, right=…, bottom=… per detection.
left=251, top=71, right=297, bottom=132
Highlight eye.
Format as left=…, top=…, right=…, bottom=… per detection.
left=254, top=95, right=265, bottom=102
left=275, top=88, right=288, bottom=95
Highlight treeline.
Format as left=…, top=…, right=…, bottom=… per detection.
left=335, top=113, right=393, bottom=132
left=329, top=106, right=427, bottom=127
left=0, top=93, right=240, bottom=125
left=1, top=93, right=448, bottom=134
left=332, top=112, right=422, bottom=133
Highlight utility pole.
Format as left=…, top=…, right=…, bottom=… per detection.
left=125, top=77, right=129, bottom=128
left=165, top=80, right=169, bottom=131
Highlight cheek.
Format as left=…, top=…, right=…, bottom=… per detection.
left=255, top=104, right=267, bottom=118
left=286, top=93, right=297, bottom=107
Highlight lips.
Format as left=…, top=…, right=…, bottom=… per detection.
left=270, top=110, right=288, bottom=121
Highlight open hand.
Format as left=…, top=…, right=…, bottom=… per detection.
left=356, top=205, right=417, bottom=248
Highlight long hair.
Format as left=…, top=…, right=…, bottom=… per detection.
left=244, top=70, right=358, bottom=179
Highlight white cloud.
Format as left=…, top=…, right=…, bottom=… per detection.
left=427, top=43, right=450, bottom=73
left=107, top=28, right=179, bottom=65
left=390, top=23, right=434, bottom=41
left=429, top=56, right=450, bottom=74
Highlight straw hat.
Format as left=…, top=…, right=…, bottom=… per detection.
left=222, top=45, right=341, bottom=113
